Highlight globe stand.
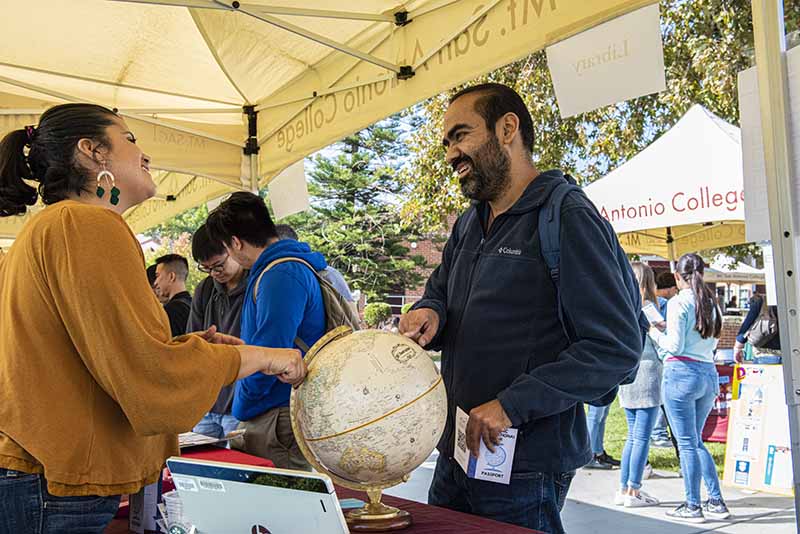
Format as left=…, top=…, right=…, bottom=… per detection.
left=345, top=488, right=412, bottom=532
left=290, top=326, right=445, bottom=533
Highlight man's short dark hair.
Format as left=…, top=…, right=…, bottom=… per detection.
left=274, top=224, right=298, bottom=241
left=146, top=264, right=157, bottom=287
left=191, top=223, right=226, bottom=263
left=155, top=254, right=189, bottom=282
left=656, top=271, right=677, bottom=290
left=450, top=83, right=535, bottom=153
left=206, top=192, right=277, bottom=248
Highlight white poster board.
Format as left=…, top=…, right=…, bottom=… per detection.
left=739, top=44, right=800, bottom=242
left=268, top=160, right=310, bottom=220
left=723, top=364, right=793, bottom=496
left=545, top=4, right=666, bottom=118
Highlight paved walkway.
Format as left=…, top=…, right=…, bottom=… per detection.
left=384, top=452, right=797, bottom=533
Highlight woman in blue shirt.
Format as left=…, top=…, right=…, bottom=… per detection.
left=650, top=253, right=730, bottom=523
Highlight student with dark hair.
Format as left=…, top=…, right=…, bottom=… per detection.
left=656, top=271, right=678, bottom=317
left=146, top=263, right=166, bottom=303
left=0, top=104, right=305, bottom=533
left=399, top=83, right=642, bottom=532
left=652, top=270, right=678, bottom=448
left=207, top=192, right=327, bottom=469
left=189, top=224, right=248, bottom=440
left=154, top=253, right=192, bottom=336
left=274, top=223, right=356, bottom=303
left=650, top=253, right=730, bottom=523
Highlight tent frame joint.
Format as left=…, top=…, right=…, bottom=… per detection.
left=397, top=66, right=415, bottom=80
left=394, top=11, right=411, bottom=26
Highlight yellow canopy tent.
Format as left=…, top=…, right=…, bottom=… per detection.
left=584, top=105, right=748, bottom=261
left=0, top=0, right=656, bottom=238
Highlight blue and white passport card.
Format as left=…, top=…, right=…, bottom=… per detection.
left=454, top=406, right=518, bottom=485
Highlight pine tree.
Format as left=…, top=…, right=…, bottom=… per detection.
left=284, top=117, right=425, bottom=301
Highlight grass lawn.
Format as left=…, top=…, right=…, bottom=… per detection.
left=602, top=398, right=727, bottom=476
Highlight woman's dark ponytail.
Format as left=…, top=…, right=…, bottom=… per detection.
left=0, top=103, right=117, bottom=218
left=0, top=129, right=38, bottom=216
left=677, top=253, right=722, bottom=339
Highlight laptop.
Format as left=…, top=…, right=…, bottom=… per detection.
left=166, top=457, right=349, bottom=534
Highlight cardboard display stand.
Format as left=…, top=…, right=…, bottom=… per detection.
left=723, top=364, right=793, bottom=496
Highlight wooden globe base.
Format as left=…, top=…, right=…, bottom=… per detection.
left=346, top=506, right=412, bottom=532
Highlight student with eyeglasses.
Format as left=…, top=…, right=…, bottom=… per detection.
left=188, top=224, right=249, bottom=441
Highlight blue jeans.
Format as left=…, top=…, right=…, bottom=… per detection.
left=428, top=455, right=574, bottom=533
left=586, top=404, right=611, bottom=455
left=651, top=408, right=670, bottom=441
left=193, top=412, right=240, bottom=439
left=663, top=360, right=723, bottom=506
left=0, top=468, right=120, bottom=534
left=620, top=407, right=659, bottom=490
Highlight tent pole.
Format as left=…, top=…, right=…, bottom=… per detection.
left=666, top=226, right=677, bottom=270
left=243, top=105, right=260, bottom=193
left=752, top=0, right=800, bottom=519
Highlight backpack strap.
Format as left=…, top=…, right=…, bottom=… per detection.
left=252, top=257, right=317, bottom=353
left=539, top=180, right=583, bottom=341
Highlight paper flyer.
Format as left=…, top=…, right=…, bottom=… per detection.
left=454, top=406, right=518, bottom=485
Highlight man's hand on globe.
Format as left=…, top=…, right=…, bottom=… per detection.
left=466, top=400, right=512, bottom=458
left=264, top=348, right=307, bottom=386
left=399, top=308, right=439, bottom=348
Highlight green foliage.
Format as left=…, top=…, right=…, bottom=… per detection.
left=249, top=473, right=328, bottom=493
left=400, top=0, right=800, bottom=259
left=401, top=302, right=414, bottom=315
left=145, top=204, right=208, bottom=241
left=284, top=117, right=426, bottom=300
left=363, top=302, right=392, bottom=328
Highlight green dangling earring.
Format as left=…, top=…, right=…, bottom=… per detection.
left=110, top=186, right=120, bottom=206
left=96, top=165, right=119, bottom=205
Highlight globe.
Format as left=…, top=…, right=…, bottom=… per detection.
left=290, top=327, right=447, bottom=530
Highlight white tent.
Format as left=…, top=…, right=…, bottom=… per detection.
left=584, top=104, right=748, bottom=259
left=0, top=0, right=656, bottom=238
left=705, top=254, right=766, bottom=284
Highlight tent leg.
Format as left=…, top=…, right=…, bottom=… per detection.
left=666, top=226, right=677, bottom=270
left=244, top=105, right=260, bottom=193
left=752, top=0, right=800, bottom=520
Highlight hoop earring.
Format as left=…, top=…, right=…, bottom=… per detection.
left=96, top=164, right=120, bottom=206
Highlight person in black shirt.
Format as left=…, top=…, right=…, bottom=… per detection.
left=153, top=254, right=192, bottom=336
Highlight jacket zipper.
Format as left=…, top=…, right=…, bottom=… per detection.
left=445, top=211, right=507, bottom=452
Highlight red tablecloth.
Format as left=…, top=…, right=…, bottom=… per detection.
left=702, top=363, right=734, bottom=443
left=335, top=487, right=538, bottom=534
left=106, top=447, right=537, bottom=533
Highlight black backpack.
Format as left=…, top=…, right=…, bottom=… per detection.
left=746, top=298, right=779, bottom=348
left=539, top=174, right=649, bottom=390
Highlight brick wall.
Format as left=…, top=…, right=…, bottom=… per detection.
left=403, top=214, right=456, bottom=298
left=719, top=315, right=744, bottom=349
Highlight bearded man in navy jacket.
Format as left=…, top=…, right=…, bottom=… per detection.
left=400, top=84, right=642, bottom=533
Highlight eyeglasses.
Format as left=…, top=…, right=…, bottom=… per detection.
left=197, top=254, right=228, bottom=274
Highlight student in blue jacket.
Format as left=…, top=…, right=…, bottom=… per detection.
left=206, top=192, right=326, bottom=470
left=400, top=83, right=642, bottom=533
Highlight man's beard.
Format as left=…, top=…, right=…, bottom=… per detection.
left=456, top=134, right=511, bottom=202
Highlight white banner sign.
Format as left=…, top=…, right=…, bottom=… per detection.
left=268, top=160, right=310, bottom=221
left=545, top=4, right=666, bottom=118
left=739, top=45, right=800, bottom=242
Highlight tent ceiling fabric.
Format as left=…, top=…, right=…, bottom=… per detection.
left=0, top=0, right=656, bottom=238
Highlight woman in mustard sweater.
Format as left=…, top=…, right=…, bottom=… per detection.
left=0, top=103, right=306, bottom=533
